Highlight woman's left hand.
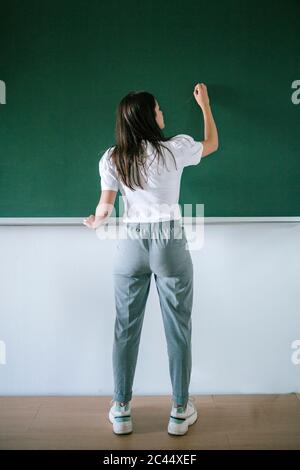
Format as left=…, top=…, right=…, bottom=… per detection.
left=82, top=215, right=103, bottom=229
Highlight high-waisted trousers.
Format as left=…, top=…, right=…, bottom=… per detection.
left=112, top=218, right=194, bottom=407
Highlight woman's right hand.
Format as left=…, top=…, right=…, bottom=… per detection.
left=193, top=83, right=210, bottom=109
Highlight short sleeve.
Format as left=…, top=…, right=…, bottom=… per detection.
left=171, top=134, right=203, bottom=167
left=99, top=148, right=119, bottom=191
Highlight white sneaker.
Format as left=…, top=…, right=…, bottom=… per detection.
left=108, top=399, right=133, bottom=435
left=168, top=397, right=198, bottom=435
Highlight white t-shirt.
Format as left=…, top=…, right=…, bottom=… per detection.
left=99, top=134, right=203, bottom=223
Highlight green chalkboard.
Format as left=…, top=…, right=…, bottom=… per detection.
left=0, top=0, right=299, bottom=217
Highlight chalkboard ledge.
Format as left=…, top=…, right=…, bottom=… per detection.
left=0, top=217, right=300, bottom=225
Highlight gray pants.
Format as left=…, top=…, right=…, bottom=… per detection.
left=112, top=219, right=193, bottom=407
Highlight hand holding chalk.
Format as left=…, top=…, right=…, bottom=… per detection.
left=193, top=83, right=210, bottom=109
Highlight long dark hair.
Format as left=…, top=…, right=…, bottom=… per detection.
left=108, top=91, right=178, bottom=191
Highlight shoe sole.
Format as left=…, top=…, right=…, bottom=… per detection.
left=109, top=409, right=133, bottom=435
left=167, top=410, right=198, bottom=436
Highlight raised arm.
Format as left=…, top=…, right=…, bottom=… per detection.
left=193, top=83, right=219, bottom=158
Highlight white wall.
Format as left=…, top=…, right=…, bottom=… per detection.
left=0, top=220, right=300, bottom=396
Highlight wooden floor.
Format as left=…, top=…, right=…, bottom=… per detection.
left=0, top=394, right=300, bottom=450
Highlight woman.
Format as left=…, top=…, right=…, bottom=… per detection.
left=83, top=83, right=218, bottom=435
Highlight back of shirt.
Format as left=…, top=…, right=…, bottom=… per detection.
left=99, top=134, right=203, bottom=223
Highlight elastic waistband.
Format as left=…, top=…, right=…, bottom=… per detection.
left=123, top=218, right=183, bottom=229
left=120, top=218, right=185, bottom=240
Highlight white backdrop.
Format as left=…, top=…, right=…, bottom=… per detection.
left=0, top=220, right=300, bottom=395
